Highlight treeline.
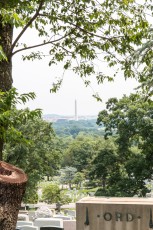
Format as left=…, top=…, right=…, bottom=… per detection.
left=3, top=91, right=153, bottom=203
left=52, top=119, right=105, bottom=137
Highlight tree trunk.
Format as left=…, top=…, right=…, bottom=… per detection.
left=0, top=17, right=13, bottom=91
left=0, top=161, right=27, bottom=230
left=102, top=177, right=106, bottom=189
left=0, top=17, right=13, bottom=159
left=0, top=12, right=28, bottom=230
left=0, top=139, right=4, bottom=162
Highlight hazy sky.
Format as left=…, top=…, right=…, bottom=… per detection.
left=12, top=53, right=138, bottom=117
left=11, top=3, right=150, bottom=117
left=12, top=26, right=138, bottom=117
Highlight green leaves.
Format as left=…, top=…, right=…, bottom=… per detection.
left=3, top=114, right=62, bottom=202
left=18, top=92, right=36, bottom=104
left=94, top=92, right=153, bottom=196
left=4, top=0, right=149, bottom=94
left=0, top=8, right=25, bottom=27
left=0, top=88, right=42, bottom=150
left=50, top=78, right=63, bottom=93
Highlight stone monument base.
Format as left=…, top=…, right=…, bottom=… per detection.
left=76, top=197, right=153, bottom=230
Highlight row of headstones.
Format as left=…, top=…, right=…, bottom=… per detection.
left=18, top=212, right=75, bottom=222
left=16, top=227, right=64, bottom=230
left=16, top=218, right=76, bottom=230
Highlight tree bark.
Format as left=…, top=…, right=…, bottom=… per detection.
left=102, top=177, right=106, bottom=189
left=0, top=161, right=27, bottom=230
left=0, top=139, right=4, bottom=162
left=0, top=17, right=13, bottom=159
left=0, top=17, right=13, bottom=91
left=0, top=11, right=28, bottom=230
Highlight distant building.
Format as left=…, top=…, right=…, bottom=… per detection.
left=75, top=99, right=78, bottom=121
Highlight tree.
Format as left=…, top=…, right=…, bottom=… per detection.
left=41, top=183, right=61, bottom=204
left=59, top=166, right=77, bottom=189
left=0, top=87, right=41, bottom=160
left=3, top=111, right=62, bottom=202
left=0, top=161, right=27, bottom=229
left=53, top=119, right=101, bottom=137
left=96, top=93, right=153, bottom=196
left=41, top=182, right=72, bottom=205
left=72, top=171, right=85, bottom=189
left=0, top=1, right=152, bottom=228
left=89, top=139, right=118, bottom=189
left=0, top=0, right=151, bottom=155
left=0, top=88, right=42, bottom=229
left=62, top=134, right=96, bottom=172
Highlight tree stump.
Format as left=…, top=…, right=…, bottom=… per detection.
left=0, top=161, right=27, bottom=230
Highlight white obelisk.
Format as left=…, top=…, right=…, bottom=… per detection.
left=75, top=99, right=78, bottom=121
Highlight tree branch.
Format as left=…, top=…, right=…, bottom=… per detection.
left=38, top=13, right=124, bottom=41
left=12, top=33, right=72, bottom=56
left=11, top=0, right=45, bottom=55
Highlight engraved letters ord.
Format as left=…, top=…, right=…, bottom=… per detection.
left=103, top=212, right=134, bottom=222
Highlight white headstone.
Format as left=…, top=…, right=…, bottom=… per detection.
left=16, top=221, right=33, bottom=228
left=53, top=215, right=73, bottom=220
left=19, top=226, right=38, bottom=230
left=18, top=214, right=29, bottom=221
left=34, top=218, right=63, bottom=230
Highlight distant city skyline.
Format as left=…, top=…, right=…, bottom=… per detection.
left=43, top=113, right=97, bottom=122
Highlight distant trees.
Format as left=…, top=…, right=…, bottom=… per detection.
left=89, top=139, right=118, bottom=189
left=95, top=93, right=153, bottom=196
left=53, top=119, right=103, bottom=137
left=2, top=99, right=151, bottom=199
left=1, top=1, right=153, bottom=227
left=73, top=172, right=85, bottom=189
left=0, top=0, right=150, bottom=161
left=62, top=134, right=97, bottom=172
left=55, top=94, right=153, bottom=197
left=59, top=166, right=77, bottom=189
left=41, top=182, right=72, bottom=205
left=2, top=91, right=153, bottom=201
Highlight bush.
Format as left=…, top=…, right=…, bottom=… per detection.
left=41, top=183, right=72, bottom=204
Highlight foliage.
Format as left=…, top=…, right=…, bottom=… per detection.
left=88, top=139, right=118, bottom=189
left=3, top=110, right=62, bottom=202
left=1, top=0, right=152, bottom=97
left=0, top=87, right=41, bottom=160
left=72, top=172, right=85, bottom=188
left=95, top=93, right=153, bottom=196
left=0, top=87, right=40, bottom=137
left=1, top=0, right=153, bottom=203
left=61, top=134, right=98, bottom=172
left=58, top=190, right=72, bottom=205
left=41, top=183, right=61, bottom=204
left=52, top=118, right=104, bottom=137
left=59, top=166, right=77, bottom=189
left=41, top=182, right=72, bottom=204
left=23, top=187, right=39, bottom=204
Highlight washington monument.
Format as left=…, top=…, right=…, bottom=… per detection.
left=75, top=99, right=78, bottom=121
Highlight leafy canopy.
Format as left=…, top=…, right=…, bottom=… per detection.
left=1, top=0, right=152, bottom=96
left=96, top=93, right=153, bottom=196
left=4, top=110, right=62, bottom=202
left=0, top=87, right=41, bottom=159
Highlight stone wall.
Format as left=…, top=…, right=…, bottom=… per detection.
left=76, top=197, right=153, bottom=230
